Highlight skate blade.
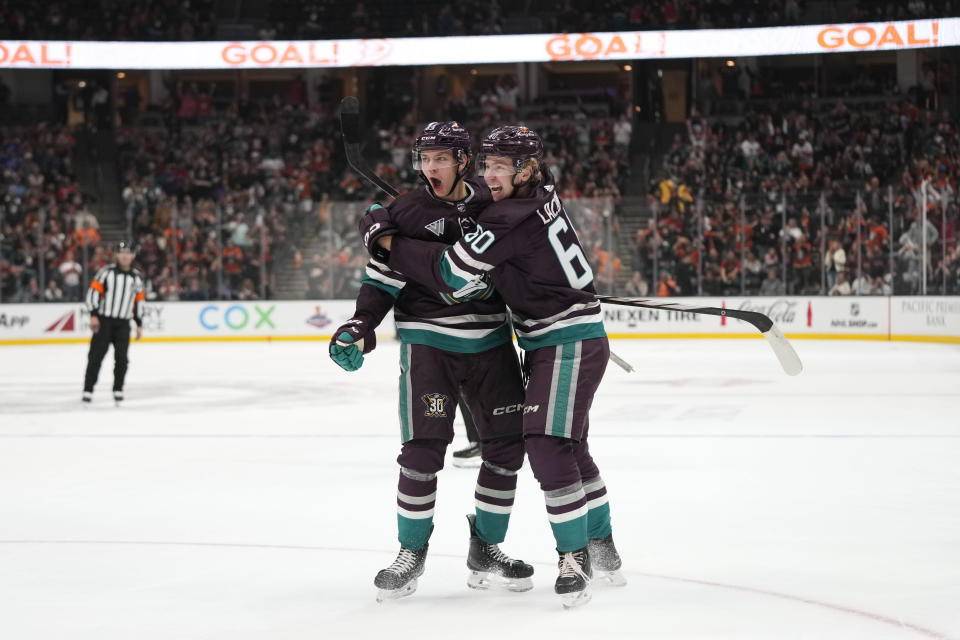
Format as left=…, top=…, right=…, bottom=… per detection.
left=376, top=578, right=418, bottom=603
left=452, top=458, right=482, bottom=469
left=467, top=571, right=533, bottom=592
left=595, top=569, right=627, bottom=587
left=559, top=588, right=592, bottom=609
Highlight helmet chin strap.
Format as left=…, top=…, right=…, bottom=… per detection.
left=510, top=170, right=534, bottom=193
left=445, top=167, right=466, bottom=197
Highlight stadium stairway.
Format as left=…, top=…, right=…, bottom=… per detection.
left=614, top=198, right=650, bottom=292
left=75, top=129, right=127, bottom=246
left=273, top=236, right=333, bottom=300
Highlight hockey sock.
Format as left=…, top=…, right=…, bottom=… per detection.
left=544, top=481, right=589, bottom=552
left=396, top=467, right=437, bottom=550
left=582, top=476, right=612, bottom=539
left=473, top=461, right=518, bottom=545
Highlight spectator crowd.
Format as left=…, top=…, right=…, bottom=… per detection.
left=631, top=94, right=960, bottom=297
left=113, top=74, right=631, bottom=300
left=0, top=123, right=104, bottom=303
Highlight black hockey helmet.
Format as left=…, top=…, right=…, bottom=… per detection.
left=115, top=240, right=136, bottom=254
left=412, top=121, right=472, bottom=197
left=478, top=125, right=544, bottom=176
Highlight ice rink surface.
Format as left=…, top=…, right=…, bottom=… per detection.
left=1, top=337, right=959, bottom=639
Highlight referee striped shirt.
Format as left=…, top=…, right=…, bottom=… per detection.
left=86, top=266, right=146, bottom=326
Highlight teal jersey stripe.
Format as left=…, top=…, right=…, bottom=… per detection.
left=398, top=323, right=512, bottom=354
left=397, top=513, right=433, bottom=551
left=517, top=322, right=607, bottom=351
left=361, top=275, right=401, bottom=298
left=440, top=247, right=472, bottom=289
left=550, top=515, right=589, bottom=552
left=398, top=344, right=412, bottom=442
left=550, top=342, right=577, bottom=437
left=587, top=502, right=612, bottom=540
left=474, top=510, right=510, bottom=546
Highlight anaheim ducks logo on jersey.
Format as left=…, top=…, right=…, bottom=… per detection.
left=421, top=393, right=449, bottom=418
left=424, top=218, right=445, bottom=237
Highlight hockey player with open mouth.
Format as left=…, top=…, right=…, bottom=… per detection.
left=330, top=121, right=533, bottom=603
left=366, top=125, right=626, bottom=608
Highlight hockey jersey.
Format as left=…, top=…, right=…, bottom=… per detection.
left=354, top=179, right=513, bottom=353
left=387, top=170, right=607, bottom=350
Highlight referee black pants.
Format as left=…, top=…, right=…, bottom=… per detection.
left=83, top=318, right=131, bottom=393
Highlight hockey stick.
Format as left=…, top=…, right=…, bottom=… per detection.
left=596, top=296, right=803, bottom=376
left=339, top=96, right=400, bottom=199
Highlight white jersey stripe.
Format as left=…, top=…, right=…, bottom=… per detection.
left=453, top=241, right=494, bottom=272
left=394, top=321, right=505, bottom=339
left=514, top=313, right=601, bottom=338
left=513, top=301, right=600, bottom=327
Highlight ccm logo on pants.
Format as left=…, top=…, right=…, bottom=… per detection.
left=493, top=404, right=540, bottom=416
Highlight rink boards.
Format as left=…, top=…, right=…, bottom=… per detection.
left=0, top=296, right=958, bottom=345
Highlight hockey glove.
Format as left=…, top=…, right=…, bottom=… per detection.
left=358, top=203, right=397, bottom=262
left=329, top=318, right=377, bottom=372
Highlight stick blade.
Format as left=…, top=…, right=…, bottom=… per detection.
left=339, top=96, right=362, bottom=144
left=763, top=324, right=803, bottom=376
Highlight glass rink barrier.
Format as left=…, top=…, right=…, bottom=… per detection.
left=643, top=179, right=959, bottom=300
left=2, top=188, right=955, bottom=305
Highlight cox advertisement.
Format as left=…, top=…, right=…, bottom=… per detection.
left=0, top=301, right=385, bottom=344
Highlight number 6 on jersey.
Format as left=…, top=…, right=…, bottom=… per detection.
left=548, top=216, right=594, bottom=289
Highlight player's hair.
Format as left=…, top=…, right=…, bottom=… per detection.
left=522, top=158, right=542, bottom=182
left=513, top=158, right=542, bottom=198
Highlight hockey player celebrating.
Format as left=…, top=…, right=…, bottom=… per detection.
left=329, top=122, right=533, bottom=602
left=364, top=125, right=625, bottom=608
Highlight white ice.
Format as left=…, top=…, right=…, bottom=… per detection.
left=1, top=338, right=958, bottom=639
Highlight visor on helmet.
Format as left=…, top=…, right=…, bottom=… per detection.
left=411, top=148, right=460, bottom=171
left=477, top=154, right=524, bottom=177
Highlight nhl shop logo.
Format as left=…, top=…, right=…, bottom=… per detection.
left=421, top=393, right=449, bottom=418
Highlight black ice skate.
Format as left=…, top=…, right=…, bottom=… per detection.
left=374, top=542, right=429, bottom=603
left=588, top=533, right=627, bottom=586
left=555, top=547, right=592, bottom=608
left=113, top=391, right=123, bottom=407
left=465, top=514, right=533, bottom=592
left=452, top=442, right=481, bottom=468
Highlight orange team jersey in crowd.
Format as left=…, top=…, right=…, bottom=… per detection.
left=74, top=228, right=100, bottom=246
left=223, top=246, right=244, bottom=274
left=163, top=228, right=184, bottom=256
left=658, top=278, right=678, bottom=296
left=867, top=224, right=889, bottom=251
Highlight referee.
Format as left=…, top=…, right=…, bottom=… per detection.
left=82, top=242, right=145, bottom=405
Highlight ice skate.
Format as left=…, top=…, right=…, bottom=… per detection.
left=465, top=514, right=533, bottom=592
left=555, top=547, right=592, bottom=608
left=113, top=391, right=123, bottom=407
left=374, top=542, right=429, bottom=603
left=82, top=391, right=92, bottom=405
left=588, top=533, right=626, bottom=586
left=452, top=442, right=481, bottom=468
